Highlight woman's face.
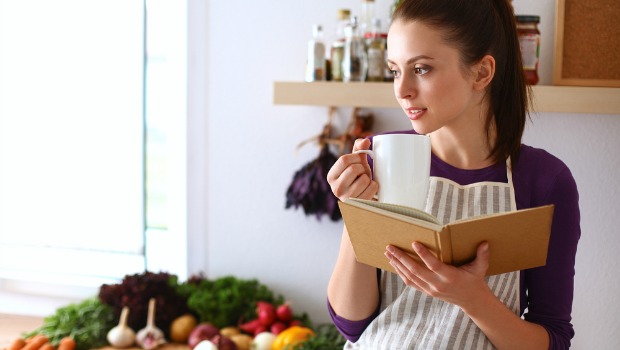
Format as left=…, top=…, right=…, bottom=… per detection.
left=387, top=20, right=482, bottom=135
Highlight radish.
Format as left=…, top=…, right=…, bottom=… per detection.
left=257, top=308, right=276, bottom=326
left=276, top=303, right=293, bottom=322
left=238, top=319, right=261, bottom=335
left=289, top=319, right=303, bottom=327
left=256, top=301, right=276, bottom=326
left=270, top=321, right=288, bottom=335
left=253, top=324, right=268, bottom=336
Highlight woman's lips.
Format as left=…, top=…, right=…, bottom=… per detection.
left=406, top=108, right=427, bottom=121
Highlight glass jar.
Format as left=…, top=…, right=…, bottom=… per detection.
left=305, top=24, right=326, bottom=82
left=516, top=15, right=540, bottom=85
left=366, top=18, right=386, bottom=82
left=330, top=9, right=351, bottom=82
left=342, top=16, right=368, bottom=82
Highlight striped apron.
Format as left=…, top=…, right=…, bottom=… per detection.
left=345, top=160, right=519, bottom=349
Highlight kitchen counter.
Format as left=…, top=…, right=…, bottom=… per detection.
left=0, top=313, right=44, bottom=347
left=99, top=346, right=189, bottom=350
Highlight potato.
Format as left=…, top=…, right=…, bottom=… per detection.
left=220, top=327, right=241, bottom=338
left=170, top=314, right=198, bottom=343
left=229, top=334, right=253, bottom=350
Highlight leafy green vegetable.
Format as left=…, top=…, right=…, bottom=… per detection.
left=179, top=275, right=284, bottom=328
left=23, top=297, right=115, bottom=350
left=296, top=323, right=346, bottom=350
left=98, top=270, right=191, bottom=337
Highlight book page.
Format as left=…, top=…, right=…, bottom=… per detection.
left=348, top=198, right=441, bottom=225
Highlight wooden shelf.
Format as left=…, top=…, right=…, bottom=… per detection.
left=273, top=81, right=620, bottom=115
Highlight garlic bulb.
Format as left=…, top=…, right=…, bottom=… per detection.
left=107, top=306, right=136, bottom=348
left=136, top=298, right=166, bottom=349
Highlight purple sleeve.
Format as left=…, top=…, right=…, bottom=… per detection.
left=327, top=300, right=379, bottom=342
left=516, top=153, right=580, bottom=349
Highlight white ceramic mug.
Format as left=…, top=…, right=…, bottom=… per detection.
left=355, top=134, right=431, bottom=209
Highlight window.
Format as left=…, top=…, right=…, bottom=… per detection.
left=0, top=0, right=197, bottom=316
left=0, top=0, right=146, bottom=311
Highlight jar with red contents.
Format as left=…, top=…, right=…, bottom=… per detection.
left=516, top=15, right=541, bottom=85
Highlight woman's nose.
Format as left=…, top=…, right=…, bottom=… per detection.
left=394, top=76, right=415, bottom=100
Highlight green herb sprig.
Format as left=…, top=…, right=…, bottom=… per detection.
left=295, top=323, right=346, bottom=350
left=23, top=297, right=115, bottom=350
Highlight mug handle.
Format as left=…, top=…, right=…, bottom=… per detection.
left=353, top=149, right=374, bottom=159
left=353, top=150, right=379, bottom=201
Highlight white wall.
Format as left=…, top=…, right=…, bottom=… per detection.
left=201, top=1, right=620, bottom=348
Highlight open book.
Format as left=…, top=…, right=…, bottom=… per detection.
left=338, top=198, right=554, bottom=276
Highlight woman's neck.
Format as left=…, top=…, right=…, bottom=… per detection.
left=429, top=120, right=497, bottom=170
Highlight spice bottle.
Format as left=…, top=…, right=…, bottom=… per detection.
left=360, top=0, right=376, bottom=38
left=305, top=24, right=326, bottom=82
left=342, top=16, right=368, bottom=82
left=330, top=9, right=351, bottom=82
left=516, top=15, right=540, bottom=85
left=366, top=18, right=386, bottom=82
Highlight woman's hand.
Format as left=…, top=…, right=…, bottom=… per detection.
left=327, top=138, right=379, bottom=201
left=384, top=241, right=493, bottom=312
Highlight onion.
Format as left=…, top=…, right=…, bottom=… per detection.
left=188, top=323, right=220, bottom=349
left=210, top=335, right=237, bottom=350
left=251, top=332, right=276, bottom=350
left=193, top=340, right=218, bottom=350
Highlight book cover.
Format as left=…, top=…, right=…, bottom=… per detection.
left=338, top=198, right=554, bottom=276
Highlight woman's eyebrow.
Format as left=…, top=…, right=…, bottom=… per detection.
left=387, top=55, right=434, bottom=65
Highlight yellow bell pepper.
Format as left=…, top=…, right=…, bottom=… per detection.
left=271, top=326, right=315, bottom=350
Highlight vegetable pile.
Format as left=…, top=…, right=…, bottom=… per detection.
left=12, top=271, right=345, bottom=350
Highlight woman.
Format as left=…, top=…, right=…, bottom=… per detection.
left=325, top=0, right=580, bottom=349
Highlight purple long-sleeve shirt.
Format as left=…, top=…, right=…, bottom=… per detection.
left=328, top=137, right=581, bottom=349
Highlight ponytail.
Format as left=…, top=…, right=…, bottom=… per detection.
left=487, top=0, right=528, bottom=164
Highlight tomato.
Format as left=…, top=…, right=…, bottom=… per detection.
left=271, top=326, right=315, bottom=350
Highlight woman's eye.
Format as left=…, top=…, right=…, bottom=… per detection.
left=414, top=65, right=431, bottom=75
left=390, top=69, right=401, bottom=78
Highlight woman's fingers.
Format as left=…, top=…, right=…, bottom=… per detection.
left=386, top=242, right=491, bottom=306
left=411, top=242, right=445, bottom=274
left=352, top=138, right=371, bottom=152
left=327, top=138, right=377, bottom=201
left=386, top=247, right=431, bottom=292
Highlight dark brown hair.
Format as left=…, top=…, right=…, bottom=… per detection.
left=392, top=0, right=529, bottom=164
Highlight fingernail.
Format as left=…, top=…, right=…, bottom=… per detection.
left=386, top=245, right=395, bottom=253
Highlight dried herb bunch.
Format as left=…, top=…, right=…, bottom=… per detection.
left=285, top=144, right=341, bottom=222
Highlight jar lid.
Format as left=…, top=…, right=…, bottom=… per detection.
left=516, top=15, right=540, bottom=23
left=338, top=9, right=351, bottom=20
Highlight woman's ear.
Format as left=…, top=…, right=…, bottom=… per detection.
left=473, top=55, right=495, bottom=90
